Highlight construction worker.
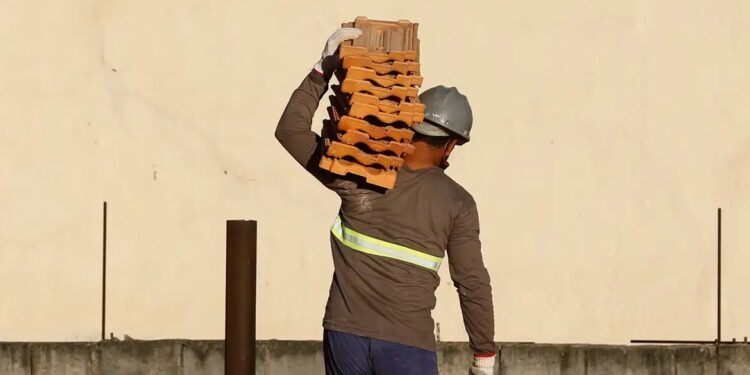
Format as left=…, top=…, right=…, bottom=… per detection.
left=276, top=28, right=496, bottom=375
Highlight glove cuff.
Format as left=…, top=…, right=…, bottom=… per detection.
left=473, top=354, right=496, bottom=368
left=312, top=60, right=325, bottom=77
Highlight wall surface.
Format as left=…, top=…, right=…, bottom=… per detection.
left=1, top=0, right=750, bottom=344
left=2, top=340, right=749, bottom=375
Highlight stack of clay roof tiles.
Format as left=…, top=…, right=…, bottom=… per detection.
left=319, top=17, right=423, bottom=189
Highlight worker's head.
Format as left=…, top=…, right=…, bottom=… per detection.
left=407, top=86, right=473, bottom=169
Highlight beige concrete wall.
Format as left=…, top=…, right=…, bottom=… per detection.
left=1, top=0, right=748, bottom=344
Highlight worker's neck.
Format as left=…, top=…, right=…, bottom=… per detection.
left=405, top=142, right=445, bottom=170
left=404, top=157, right=440, bottom=170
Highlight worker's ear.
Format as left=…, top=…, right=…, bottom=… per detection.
left=438, top=139, right=458, bottom=170
left=443, top=139, right=458, bottom=157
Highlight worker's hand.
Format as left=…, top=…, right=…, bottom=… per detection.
left=313, top=28, right=362, bottom=79
left=469, top=354, right=495, bottom=375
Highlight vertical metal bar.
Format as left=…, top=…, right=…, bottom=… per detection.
left=717, top=208, right=722, bottom=344
left=102, top=201, right=107, bottom=342
left=714, top=207, right=723, bottom=375
left=226, top=220, right=257, bottom=375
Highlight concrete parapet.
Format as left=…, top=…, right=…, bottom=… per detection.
left=99, top=340, right=181, bottom=375
left=0, top=343, right=31, bottom=375
left=0, top=340, right=748, bottom=374
left=718, top=345, right=750, bottom=375
left=29, top=343, right=98, bottom=375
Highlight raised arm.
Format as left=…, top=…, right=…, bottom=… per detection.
left=275, top=28, right=362, bottom=172
left=275, top=71, right=328, bottom=169
left=446, top=198, right=497, bottom=374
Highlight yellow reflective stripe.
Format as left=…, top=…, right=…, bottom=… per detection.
left=331, top=216, right=443, bottom=271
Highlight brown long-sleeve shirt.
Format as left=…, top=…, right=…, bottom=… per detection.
left=275, top=71, right=496, bottom=354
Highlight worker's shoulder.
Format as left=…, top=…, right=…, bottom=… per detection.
left=420, top=168, right=476, bottom=206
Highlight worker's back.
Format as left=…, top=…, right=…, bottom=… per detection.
left=322, top=164, right=476, bottom=352
left=276, top=70, right=495, bottom=360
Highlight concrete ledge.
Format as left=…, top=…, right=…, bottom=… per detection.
left=437, top=342, right=476, bottom=373
left=500, top=344, right=586, bottom=375
left=256, top=340, right=323, bottom=375
left=585, top=346, right=627, bottom=374
left=30, top=343, right=99, bottom=375
left=0, top=340, right=748, bottom=374
left=719, top=345, right=750, bottom=374
left=100, top=340, right=182, bottom=375
left=625, top=345, right=675, bottom=374
left=0, top=343, right=31, bottom=375
left=182, top=341, right=224, bottom=375
left=674, top=346, right=716, bottom=375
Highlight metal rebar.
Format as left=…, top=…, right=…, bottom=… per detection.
left=225, top=220, right=257, bottom=375
left=631, top=340, right=743, bottom=345
left=102, top=201, right=107, bottom=342
left=630, top=208, right=747, bottom=349
left=631, top=340, right=717, bottom=344
left=718, top=208, right=722, bottom=344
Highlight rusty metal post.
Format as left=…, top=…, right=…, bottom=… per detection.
left=226, top=220, right=257, bottom=375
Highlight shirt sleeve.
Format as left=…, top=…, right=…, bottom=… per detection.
left=275, top=71, right=327, bottom=170
left=275, top=71, right=351, bottom=189
left=446, top=197, right=497, bottom=355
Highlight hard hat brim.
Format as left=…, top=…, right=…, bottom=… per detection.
left=412, top=120, right=451, bottom=137
left=413, top=119, right=470, bottom=144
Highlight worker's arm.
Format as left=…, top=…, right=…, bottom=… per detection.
left=275, top=70, right=328, bottom=170
left=446, top=198, right=497, bottom=373
left=275, top=28, right=362, bottom=182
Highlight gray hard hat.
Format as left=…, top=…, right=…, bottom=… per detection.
left=412, top=85, right=473, bottom=143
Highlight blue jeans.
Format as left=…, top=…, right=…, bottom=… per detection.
left=324, top=330, right=438, bottom=375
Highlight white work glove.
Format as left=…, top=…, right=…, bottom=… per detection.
left=469, top=354, right=496, bottom=375
left=312, top=28, right=363, bottom=79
